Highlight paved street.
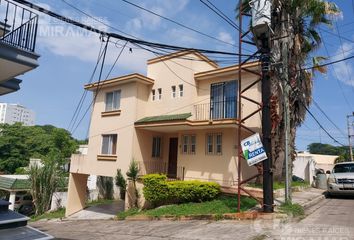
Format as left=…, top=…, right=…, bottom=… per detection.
left=31, top=197, right=354, bottom=240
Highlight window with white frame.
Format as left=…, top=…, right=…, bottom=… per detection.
left=152, top=136, right=162, bottom=157
left=152, top=89, right=156, bottom=101
left=101, top=134, right=117, bottom=155
left=158, top=88, right=162, bottom=100
left=105, top=90, right=121, bottom=111
left=179, top=84, right=184, bottom=97
left=205, top=133, right=222, bottom=155
left=171, top=86, right=176, bottom=98
left=182, top=134, right=196, bottom=154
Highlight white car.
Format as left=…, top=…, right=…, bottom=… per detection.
left=327, top=162, right=354, bottom=196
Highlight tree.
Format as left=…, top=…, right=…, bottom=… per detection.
left=126, top=160, right=140, bottom=208
left=28, top=160, right=62, bottom=215
left=238, top=0, right=339, bottom=181
left=115, top=169, right=127, bottom=200
left=0, top=123, right=80, bottom=173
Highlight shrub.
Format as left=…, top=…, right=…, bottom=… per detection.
left=115, top=169, right=126, bottom=200
left=97, top=176, right=114, bottom=200
left=142, top=174, right=220, bottom=207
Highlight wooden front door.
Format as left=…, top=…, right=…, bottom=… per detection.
left=168, top=138, right=178, bottom=178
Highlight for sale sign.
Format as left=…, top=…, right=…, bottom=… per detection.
left=241, top=133, right=268, bottom=166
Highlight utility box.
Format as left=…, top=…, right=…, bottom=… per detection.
left=250, top=0, right=271, bottom=46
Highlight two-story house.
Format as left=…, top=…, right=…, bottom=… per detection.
left=66, top=50, right=261, bottom=216
left=0, top=0, right=40, bottom=95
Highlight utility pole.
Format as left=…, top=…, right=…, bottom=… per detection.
left=261, top=42, right=274, bottom=212
left=348, top=113, right=354, bottom=162
left=251, top=0, right=274, bottom=213
left=281, top=10, right=292, bottom=203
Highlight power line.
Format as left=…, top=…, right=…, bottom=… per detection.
left=13, top=0, right=251, bottom=57
left=67, top=40, right=105, bottom=131
left=318, top=30, right=353, bottom=110
left=71, top=40, right=128, bottom=135
left=286, top=79, right=346, bottom=146
left=312, top=99, right=347, bottom=138
left=119, top=0, right=240, bottom=49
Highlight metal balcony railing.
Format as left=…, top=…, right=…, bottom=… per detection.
left=0, top=0, right=38, bottom=52
left=194, top=99, right=238, bottom=121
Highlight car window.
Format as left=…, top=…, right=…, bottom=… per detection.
left=333, top=164, right=354, bottom=173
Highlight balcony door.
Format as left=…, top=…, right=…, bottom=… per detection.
left=210, top=80, right=237, bottom=119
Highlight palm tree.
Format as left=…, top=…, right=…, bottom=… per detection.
left=237, top=0, right=339, bottom=180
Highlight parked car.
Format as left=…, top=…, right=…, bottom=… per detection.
left=327, top=162, right=354, bottom=196
left=14, top=192, right=33, bottom=212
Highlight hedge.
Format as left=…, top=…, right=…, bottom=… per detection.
left=142, top=174, right=220, bottom=206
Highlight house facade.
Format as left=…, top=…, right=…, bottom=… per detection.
left=66, top=50, right=262, bottom=216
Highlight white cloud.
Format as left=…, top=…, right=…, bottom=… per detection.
left=332, top=42, right=354, bottom=87
left=36, top=11, right=153, bottom=73
left=217, top=31, right=235, bottom=45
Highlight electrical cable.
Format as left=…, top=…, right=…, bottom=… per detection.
left=12, top=0, right=252, bottom=57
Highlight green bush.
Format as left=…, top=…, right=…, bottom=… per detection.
left=142, top=174, right=220, bottom=207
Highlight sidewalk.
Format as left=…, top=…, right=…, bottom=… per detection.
left=275, top=187, right=325, bottom=208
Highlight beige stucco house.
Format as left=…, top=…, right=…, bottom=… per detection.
left=66, top=50, right=262, bottom=216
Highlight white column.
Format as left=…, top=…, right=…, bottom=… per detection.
left=9, top=191, right=16, bottom=211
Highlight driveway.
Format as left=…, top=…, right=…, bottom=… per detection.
left=31, top=196, right=354, bottom=240
left=67, top=200, right=124, bottom=220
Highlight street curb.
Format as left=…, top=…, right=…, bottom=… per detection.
left=124, top=212, right=288, bottom=221
left=301, top=193, right=325, bottom=209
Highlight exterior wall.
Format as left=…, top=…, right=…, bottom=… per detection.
left=81, top=82, right=139, bottom=177
left=0, top=103, right=35, bottom=126
left=66, top=173, right=88, bottom=217
left=196, top=71, right=261, bottom=129
left=293, top=155, right=316, bottom=184
left=142, top=53, right=216, bottom=117
left=297, top=152, right=337, bottom=173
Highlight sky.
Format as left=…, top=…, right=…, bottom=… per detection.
left=1, top=0, right=353, bottom=151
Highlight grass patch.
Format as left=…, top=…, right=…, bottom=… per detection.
left=30, top=208, right=65, bottom=222
left=117, top=195, right=257, bottom=219
left=247, top=181, right=309, bottom=190
left=86, top=199, right=115, bottom=207
left=278, top=202, right=304, bottom=217
left=117, top=207, right=140, bottom=220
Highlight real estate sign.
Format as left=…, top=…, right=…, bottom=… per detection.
left=241, top=133, right=268, bottom=166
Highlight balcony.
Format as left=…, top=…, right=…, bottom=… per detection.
left=0, top=0, right=38, bottom=52
left=193, top=99, right=238, bottom=121
left=0, top=0, right=40, bottom=83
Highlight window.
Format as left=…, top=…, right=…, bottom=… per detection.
left=101, top=134, right=117, bottom=155
left=171, top=86, right=176, bottom=98
left=158, top=88, right=162, bottom=100
left=182, top=135, right=196, bottom=154
left=210, top=81, right=237, bottom=119
left=152, top=137, right=161, bottom=157
left=205, top=133, right=222, bottom=155
left=105, top=90, right=121, bottom=111
left=152, top=89, right=156, bottom=101
left=179, top=84, right=184, bottom=97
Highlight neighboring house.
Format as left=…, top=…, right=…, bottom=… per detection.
left=294, top=152, right=338, bottom=184
left=66, top=50, right=262, bottom=216
left=0, top=0, right=40, bottom=96
left=0, top=103, right=35, bottom=126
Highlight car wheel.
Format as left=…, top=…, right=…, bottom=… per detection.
left=325, top=191, right=331, bottom=198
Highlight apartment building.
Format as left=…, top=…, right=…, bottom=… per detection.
left=0, top=103, right=35, bottom=126
left=66, top=50, right=262, bottom=216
